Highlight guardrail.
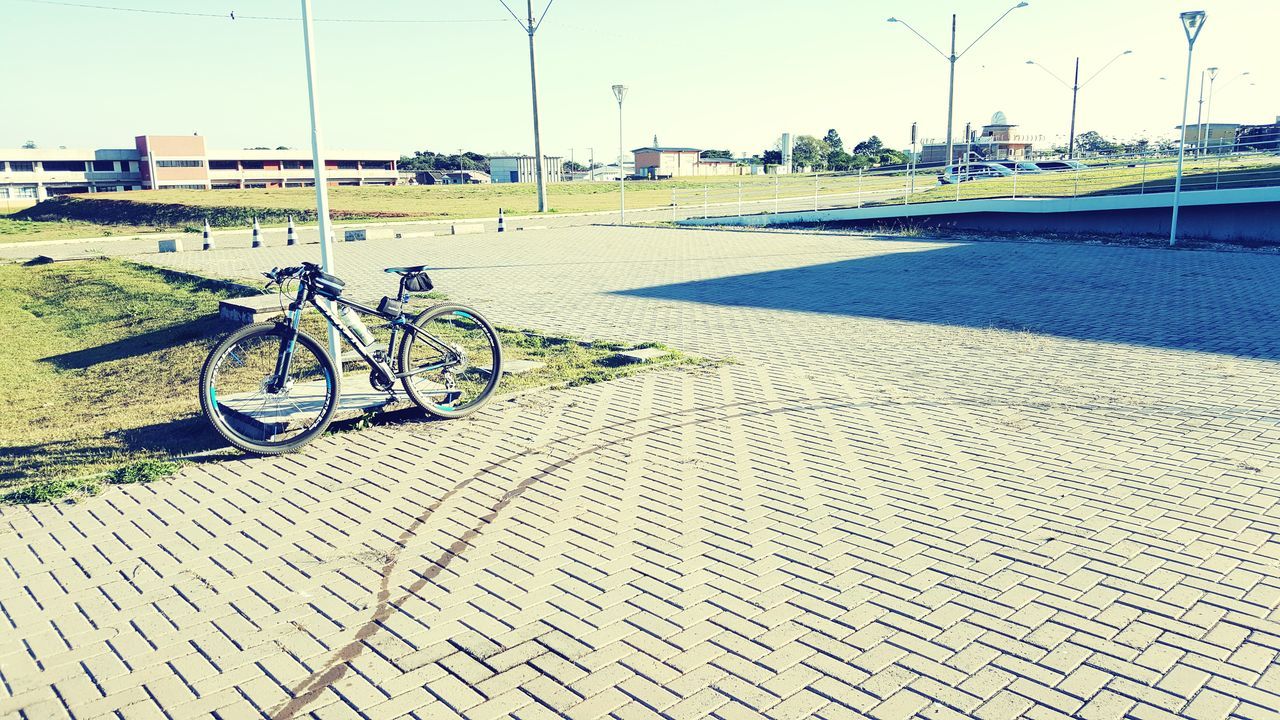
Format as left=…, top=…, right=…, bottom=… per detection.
left=663, top=143, right=1280, bottom=224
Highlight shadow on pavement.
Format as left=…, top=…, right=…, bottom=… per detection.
left=613, top=241, right=1280, bottom=360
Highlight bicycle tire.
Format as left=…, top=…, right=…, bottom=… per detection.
left=398, top=304, right=503, bottom=419
left=199, top=322, right=342, bottom=455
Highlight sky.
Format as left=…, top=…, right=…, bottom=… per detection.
left=1, top=0, right=1275, bottom=159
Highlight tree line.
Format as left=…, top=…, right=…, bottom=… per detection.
left=757, top=129, right=910, bottom=172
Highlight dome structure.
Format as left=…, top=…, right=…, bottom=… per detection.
left=990, top=111, right=1010, bottom=126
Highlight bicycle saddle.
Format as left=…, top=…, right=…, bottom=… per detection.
left=384, top=265, right=428, bottom=274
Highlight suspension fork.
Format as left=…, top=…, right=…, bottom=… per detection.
left=268, top=285, right=308, bottom=392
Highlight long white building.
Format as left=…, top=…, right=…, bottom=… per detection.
left=1, top=134, right=400, bottom=206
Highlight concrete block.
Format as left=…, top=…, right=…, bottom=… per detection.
left=219, top=295, right=304, bottom=325
left=614, top=347, right=671, bottom=364
left=157, top=238, right=183, bottom=253
left=451, top=223, right=485, bottom=235
left=344, top=229, right=367, bottom=242
left=502, top=359, right=545, bottom=375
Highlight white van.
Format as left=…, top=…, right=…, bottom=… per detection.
left=938, top=162, right=1015, bottom=185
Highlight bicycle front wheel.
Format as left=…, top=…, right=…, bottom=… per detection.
left=199, top=322, right=341, bottom=455
left=398, top=304, right=502, bottom=419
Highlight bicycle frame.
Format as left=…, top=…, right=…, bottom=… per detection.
left=269, top=277, right=459, bottom=392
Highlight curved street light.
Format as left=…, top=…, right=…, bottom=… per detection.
left=1026, top=50, right=1132, bottom=158
left=888, top=2, right=1029, bottom=165
left=1205, top=70, right=1249, bottom=153
left=1172, top=10, right=1207, bottom=247
left=612, top=84, right=628, bottom=223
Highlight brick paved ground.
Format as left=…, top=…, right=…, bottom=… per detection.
left=4, top=226, right=1280, bottom=719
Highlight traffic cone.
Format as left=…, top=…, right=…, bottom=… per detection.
left=202, top=219, right=213, bottom=250
left=497, top=207, right=505, bottom=233
left=251, top=217, right=262, bottom=248
left=287, top=216, right=297, bottom=246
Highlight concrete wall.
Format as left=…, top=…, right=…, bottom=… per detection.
left=841, top=203, right=1280, bottom=243
left=678, top=186, right=1280, bottom=243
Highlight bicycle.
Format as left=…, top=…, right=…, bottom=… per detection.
left=199, top=262, right=503, bottom=455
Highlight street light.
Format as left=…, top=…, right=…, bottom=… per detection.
left=1171, top=10, right=1207, bottom=247
left=612, top=84, right=627, bottom=223
left=1203, top=69, right=1250, bottom=154
left=1026, top=50, right=1132, bottom=159
left=1199, top=67, right=1218, bottom=153
left=888, top=2, right=1028, bottom=165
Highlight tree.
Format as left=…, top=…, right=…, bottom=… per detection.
left=21, top=140, right=36, bottom=149
left=761, top=149, right=783, bottom=165
left=562, top=160, right=586, bottom=173
left=852, top=135, right=883, bottom=156
left=791, top=135, right=830, bottom=171
left=823, top=129, right=843, bottom=152
left=700, top=149, right=732, bottom=159
left=827, top=150, right=854, bottom=172
left=1074, top=131, right=1116, bottom=155
left=275, top=145, right=291, bottom=150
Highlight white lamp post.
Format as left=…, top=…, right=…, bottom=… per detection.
left=1203, top=67, right=1220, bottom=153
left=299, top=0, right=340, bottom=367
left=612, top=84, right=627, bottom=223
left=1171, top=10, right=1206, bottom=247
left=888, top=2, right=1028, bottom=165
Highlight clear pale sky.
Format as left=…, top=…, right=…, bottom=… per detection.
left=1, top=0, right=1274, bottom=158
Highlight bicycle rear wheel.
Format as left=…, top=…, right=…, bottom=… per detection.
left=398, top=304, right=502, bottom=419
left=199, top=322, right=341, bottom=455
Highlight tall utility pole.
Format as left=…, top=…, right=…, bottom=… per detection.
left=299, top=0, right=340, bottom=367
left=1026, top=50, right=1131, bottom=159
left=946, top=15, right=956, bottom=165
left=888, top=2, right=1028, bottom=165
left=1068, top=58, right=1080, bottom=158
left=498, top=0, right=555, bottom=211
left=1194, top=70, right=1206, bottom=156
left=1172, top=10, right=1207, bottom=247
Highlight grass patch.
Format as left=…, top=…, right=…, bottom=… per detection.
left=1, top=260, right=698, bottom=504
left=1, top=173, right=896, bottom=241
left=0, top=258, right=255, bottom=501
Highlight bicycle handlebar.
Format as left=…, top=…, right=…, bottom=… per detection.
left=262, top=262, right=321, bottom=284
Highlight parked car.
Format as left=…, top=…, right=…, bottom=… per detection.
left=1033, top=160, right=1089, bottom=172
left=993, top=161, right=1044, bottom=174
left=937, top=162, right=1015, bottom=184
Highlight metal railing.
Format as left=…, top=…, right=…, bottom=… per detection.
left=664, top=139, right=1280, bottom=223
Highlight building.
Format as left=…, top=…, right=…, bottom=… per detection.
left=1237, top=118, right=1280, bottom=151
left=1, top=134, right=399, bottom=205
left=489, top=155, right=564, bottom=184
left=1176, top=123, right=1242, bottom=153
left=584, top=161, right=634, bottom=182
left=631, top=147, right=745, bottom=179
left=919, top=112, right=1034, bottom=165
left=441, top=170, right=491, bottom=185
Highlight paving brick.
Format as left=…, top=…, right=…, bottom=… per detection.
left=3, top=226, right=1280, bottom=720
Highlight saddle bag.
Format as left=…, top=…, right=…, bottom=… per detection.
left=402, top=272, right=433, bottom=293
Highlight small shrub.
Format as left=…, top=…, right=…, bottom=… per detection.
left=2, top=477, right=102, bottom=504
left=108, top=459, right=179, bottom=485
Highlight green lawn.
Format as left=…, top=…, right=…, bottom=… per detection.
left=880, top=154, right=1280, bottom=206
left=0, top=259, right=698, bottom=503
left=1, top=174, right=892, bottom=242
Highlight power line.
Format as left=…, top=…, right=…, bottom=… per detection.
left=16, top=0, right=508, bottom=23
